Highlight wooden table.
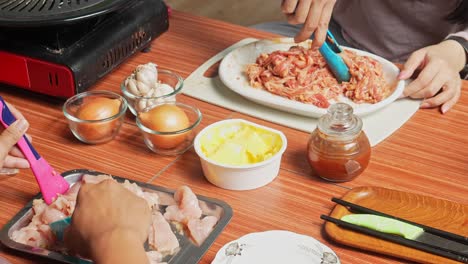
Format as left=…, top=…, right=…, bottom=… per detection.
left=0, top=11, right=467, bottom=264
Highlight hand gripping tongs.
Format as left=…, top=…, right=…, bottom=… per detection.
left=319, top=30, right=351, bottom=83
left=0, top=97, right=69, bottom=205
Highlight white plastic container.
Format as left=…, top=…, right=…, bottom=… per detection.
left=194, top=119, right=287, bottom=190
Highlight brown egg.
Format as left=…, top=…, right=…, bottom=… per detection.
left=75, top=97, right=121, bottom=142
left=139, top=104, right=190, bottom=149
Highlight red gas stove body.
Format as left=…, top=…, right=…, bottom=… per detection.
left=0, top=0, right=168, bottom=98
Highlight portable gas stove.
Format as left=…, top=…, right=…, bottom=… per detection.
left=0, top=0, right=169, bottom=98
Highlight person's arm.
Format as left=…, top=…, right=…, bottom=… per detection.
left=281, top=0, right=337, bottom=45
left=398, top=29, right=467, bottom=114
left=65, top=180, right=151, bottom=264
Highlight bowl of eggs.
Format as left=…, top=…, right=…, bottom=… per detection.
left=194, top=119, right=287, bottom=190
left=63, top=90, right=128, bottom=144
left=121, top=63, right=184, bottom=116
left=136, top=102, right=202, bottom=155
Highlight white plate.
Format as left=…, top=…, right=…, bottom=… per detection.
left=211, top=230, right=340, bottom=264
left=218, top=38, right=405, bottom=118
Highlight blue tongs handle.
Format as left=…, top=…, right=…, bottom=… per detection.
left=319, top=30, right=351, bottom=82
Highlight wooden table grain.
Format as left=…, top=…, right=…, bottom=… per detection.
left=0, top=11, right=467, bottom=264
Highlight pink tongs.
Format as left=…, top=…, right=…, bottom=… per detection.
left=0, top=97, right=69, bottom=204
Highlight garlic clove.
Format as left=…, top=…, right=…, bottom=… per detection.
left=135, top=63, right=157, bottom=86
left=136, top=80, right=151, bottom=95
left=136, top=69, right=156, bottom=88
left=125, top=78, right=140, bottom=96
left=148, top=88, right=156, bottom=97
left=137, top=99, right=147, bottom=112
left=135, top=62, right=157, bottom=74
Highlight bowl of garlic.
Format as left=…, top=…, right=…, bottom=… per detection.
left=121, top=62, right=184, bottom=116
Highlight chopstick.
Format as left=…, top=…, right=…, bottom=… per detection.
left=320, top=215, right=468, bottom=263
left=332, top=197, right=468, bottom=245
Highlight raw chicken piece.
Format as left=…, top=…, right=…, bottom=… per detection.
left=32, top=199, right=47, bottom=216
left=40, top=195, right=75, bottom=224
left=30, top=211, right=44, bottom=227
left=146, top=251, right=167, bottom=264
left=157, top=192, right=176, bottom=206
left=143, top=192, right=160, bottom=209
left=12, top=179, right=86, bottom=249
left=81, top=174, right=113, bottom=184
left=174, top=186, right=202, bottom=219
left=51, top=195, right=75, bottom=216
left=174, top=186, right=202, bottom=217
left=148, top=212, right=179, bottom=254
left=122, top=180, right=145, bottom=198
left=37, top=224, right=55, bottom=245
left=41, top=207, right=67, bottom=224
left=123, top=180, right=159, bottom=208
left=187, top=216, right=218, bottom=246
left=164, top=186, right=202, bottom=223
left=62, top=182, right=81, bottom=202
left=12, top=192, right=75, bottom=249
left=163, top=205, right=185, bottom=223
left=11, top=225, right=54, bottom=248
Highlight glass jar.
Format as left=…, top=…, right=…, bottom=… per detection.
left=307, top=103, right=371, bottom=182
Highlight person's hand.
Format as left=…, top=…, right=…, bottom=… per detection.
left=399, top=40, right=466, bottom=113
left=65, top=179, right=151, bottom=261
left=281, top=0, right=336, bottom=45
left=0, top=103, right=30, bottom=170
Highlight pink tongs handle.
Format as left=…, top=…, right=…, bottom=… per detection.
left=0, top=96, right=69, bottom=204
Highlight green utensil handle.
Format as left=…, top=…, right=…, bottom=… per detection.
left=341, top=214, right=424, bottom=240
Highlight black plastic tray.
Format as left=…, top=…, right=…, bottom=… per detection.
left=0, top=169, right=233, bottom=263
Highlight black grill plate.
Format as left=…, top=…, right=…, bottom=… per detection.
left=0, top=0, right=133, bottom=27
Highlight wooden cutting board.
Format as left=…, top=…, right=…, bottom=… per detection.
left=324, top=186, right=468, bottom=264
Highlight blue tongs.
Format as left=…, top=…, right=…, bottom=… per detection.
left=319, top=30, right=351, bottom=82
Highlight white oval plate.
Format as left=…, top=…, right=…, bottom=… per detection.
left=219, top=38, right=404, bottom=118
left=211, top=230, right=340, bottom=264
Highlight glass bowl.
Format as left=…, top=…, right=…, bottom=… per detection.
left=63, top=90, right=128, bottom=144
left=121, top=68, right=184, bottom=116
left=136, top=102, right=202, bottom=155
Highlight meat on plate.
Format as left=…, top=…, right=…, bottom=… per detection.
left=246, top=46, right=391, bottom=108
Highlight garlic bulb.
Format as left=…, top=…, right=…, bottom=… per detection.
left=138, top=84, right=176, bottom=111
left=124, top=77, right=139, bottom=95
left=135, top=62, right=158, bottom=88
left=124, top=62, right=177, bottom=112
left=124, top=62, right=158, bottom=96
left=124, top=62, right=157, bottom=96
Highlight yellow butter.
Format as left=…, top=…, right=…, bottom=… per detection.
left=210, top=142, right=249, bottom=165
left=200, top=122, right=282, bottom=166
